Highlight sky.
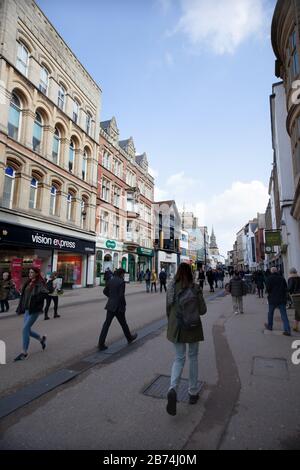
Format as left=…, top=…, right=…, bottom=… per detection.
left=37, top=0, right=277, bottom=255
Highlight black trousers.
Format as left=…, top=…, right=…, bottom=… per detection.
left=199, top=281, right=204, bottom=289
left=45, top=295, right=59, bottom=316
left=0, top=299, right=9, bottom=312
left=98, top=309, right=132, bottom=346
left=160, top=282, right=167, bottom=292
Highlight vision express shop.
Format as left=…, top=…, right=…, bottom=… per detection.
left=0, top=222, right=95, bottom=289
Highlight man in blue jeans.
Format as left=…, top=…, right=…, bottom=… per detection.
left=265, top=267, right=291, bottom=336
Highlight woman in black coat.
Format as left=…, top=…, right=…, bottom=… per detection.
left=255, top=270, right=265, bottom=298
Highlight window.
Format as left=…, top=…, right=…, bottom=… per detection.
left=86, top=113, right=92, bottom=135
left=67, top=193, right=75, bottom=221
left=127, top=192, right=135, bottom=212
left=33, top=112, right=43, bottom=152
left=50, top=186, right=57, bottom=216
left=114, top=158, right=122, bottom=178
left=73, top=100, right=79, bottom=124
left=52, top=128, right=60, bottom=164
left=101, top=178, right=111, bottom=202
left=288, top=29, right=300, bottom=82
left=103, top=152, right=111, bottom=170
left=100, top=211, right=109, bottom=235
left=58, top=85, right=66, bottom=111
left=8, top=94, right=21, bottom=140
left=113, top=186, right=121, bottom=208
left=113, top=215, right=120, bottom=239
left=82, top=150, right=88, bottom=181
left=81, top=199, right=87, bottom=228
left=3, top=166, right=15, bottom=209
left=39, top=66, right=49, bottom=94
left=69, top=140, right=75, bottom=173
left=29, top=178, right=38, bottom=209
left=16, top=42, right=29, bottom=75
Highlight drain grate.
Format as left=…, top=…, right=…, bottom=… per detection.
left=143, top=375, right=204, bottom=403
left=252, top=357, right=289, bottom=379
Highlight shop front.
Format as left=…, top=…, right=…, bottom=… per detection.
left=156, top=250, right=179, bottom=279
left=95, top=238, right=124, bottom=285
left=0, top=222, right=95, bottom=289
left=137, top=247, right=154, bottom=277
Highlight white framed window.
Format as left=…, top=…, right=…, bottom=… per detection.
left=58, top=84, right=66, bottom=111
left=39, top=66, right=49, bottom=95
left=73, top=99, right=80, bottom=124
left=3, top=166, right=15, bottom=209
left=8, top=93, right=22, bottom=140
left=113, top=215, right=120, bottom=239
left=101, top=178, right=111, bottom=202
left=69, top=140, right=75, bottom=173
left=113, top=186, right=121, bottom=208
left=114, top=158, right=122, bottom=178
left=29, top=178, right=38, bottom=209
left=103, top=151, right=111, bottom=170
left=52, top=127, right=60, bottom=164
left=33, top=112, right=43, bottom=152
left=81, top=198, right=88, bottom=228
left=86, top=113, right=92, bottom=135
left=16, top=42, right=29, bottom=76
left=50, top=185, right=57, bottom=216
left=67, top=192, right=75, bottom=221
left=100, top=211, right=109, bottom=235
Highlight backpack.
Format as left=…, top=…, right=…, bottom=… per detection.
left=145, top=272, right=151, bottom=281
left=46, top=279, right=54, bottom=294
left=175, top=286, right=202, bottom=331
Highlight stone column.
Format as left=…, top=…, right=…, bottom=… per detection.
left=75, top=148, right=83, bottom=180
left=60, top=137, right=69, bottom=171
left=43, top=125, right=54, bottom=161
left=87, top=254, right=95, bottom=287
left=15, top=170, right=31, bottom=211
left=22, top=109, right=35, bottom=150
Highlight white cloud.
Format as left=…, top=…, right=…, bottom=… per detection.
left=166, top=172, right=199, bottom=193
left=154, top=186, right=168, bottom=201
left=149, top=167, right=159, bottom=178
left=175, top=0, right=267, bottom=55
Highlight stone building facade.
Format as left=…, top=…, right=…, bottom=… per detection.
left=0, top=0, right=101, bottom=288
left=96, top=117, right=154, bottom=283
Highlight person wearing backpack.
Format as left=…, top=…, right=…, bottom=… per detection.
left=166, top=263, right=207, bottom=416
left=229, top=271, right=247, bottom=315
left=44, top=272, right=62, bottom=320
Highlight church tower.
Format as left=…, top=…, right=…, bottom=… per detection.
left=209, top=227, right=220, bottom=256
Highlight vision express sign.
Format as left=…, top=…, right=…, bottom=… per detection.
left=0, top=223, right=95, bottom=254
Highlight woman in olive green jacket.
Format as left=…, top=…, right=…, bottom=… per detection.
left=166, top=263, right=207, bottom=416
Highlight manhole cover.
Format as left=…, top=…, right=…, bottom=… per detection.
left=143, top=375, right=204, bottom=403
left=252, top=357, right=289, bottom=379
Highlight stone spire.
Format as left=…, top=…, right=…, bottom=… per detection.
left=209, top=227, right=218, bottom=249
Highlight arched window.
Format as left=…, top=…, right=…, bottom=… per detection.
left=3, top=166, right=15, bottom=209
left=29, top=177, right=38, bottom=209
left=16, top=42, right=29, bottom=76
left=73, top=99, right=80, bottom=124
left=39, top=66, right=49, bottom=95
left=86, top=112, right=92, bottom=135
left=69, top=140, right=75, bottom=173
left=50, top=185, right=57, bottom=216
left=33, top=112, right=43, bottom=152
left=52, top=127, right=61, bottom=164
left=67, top=191, right=76, bottom=221
left=81, top=197, right=88, bottom=229
left=58, top=84, right=66, bottom=111
left=82, top=150, right=88, bottom=181
left=8, top=93, right=22, bottom=140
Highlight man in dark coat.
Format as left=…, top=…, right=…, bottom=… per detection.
left=98, top=269, right=137, bottom=350
left=229, top=271, right=247, bottom=314
left=159, top=268, right=167, bottom=293
left=265, top=267, right=291, bottom=336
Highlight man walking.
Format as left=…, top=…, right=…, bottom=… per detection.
left=159, top=268, right=167, bottom=293
left=104, top=267, right=113, bottom=287
left=265, top=267, right=291, bottom=336
left=98, top=269, right=138, bottom=351
left=229, top=271, right=247, bottom=315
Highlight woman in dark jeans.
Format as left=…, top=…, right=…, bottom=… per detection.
left=288, top=267, right=300, bottom=332
left=14, top=268, right=48, bottom=361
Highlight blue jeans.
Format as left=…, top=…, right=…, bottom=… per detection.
left=23, top=310, right=40, bottom=352
left=170, top=342, right=199, bottom=396
left=267, top=304, right=291, bottom=334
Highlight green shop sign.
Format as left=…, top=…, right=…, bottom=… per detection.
left=106, top=240, right=117, bottom=250
left=137, top=247, right=154, bottom=257
left=265, top=230, right=282, bottom=248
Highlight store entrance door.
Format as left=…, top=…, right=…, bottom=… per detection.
left=128, top=254, right=136, bottom=282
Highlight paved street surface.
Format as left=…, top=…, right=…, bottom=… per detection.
left=0, top=284, right=300, bottom=450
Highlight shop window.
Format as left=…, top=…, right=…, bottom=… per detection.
left=39, top=66, right=49, bottom=95
left=3, top=166, right=15, bottom=209
left=52, top=127, right=61, bottom=164
left=8, top=93, right=22, bottom=140
left=33, top=112, right=43, bottom=152
left=58, top=84, right=66, bottom=111
left=16, top=42, right=29, bottom=76
left=29, top=178, right=38, bottom=209
left=113, top=253, right=119, bottom=270
left=69, top=140, right=75, bottom=173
